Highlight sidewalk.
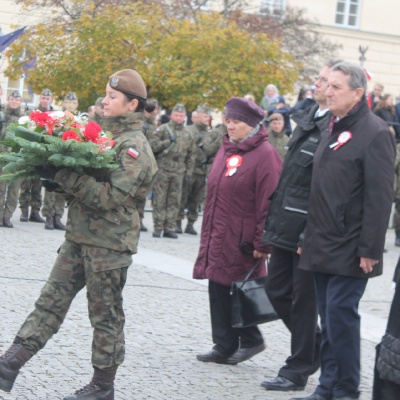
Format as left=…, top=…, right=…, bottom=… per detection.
left=0, top=210, right=398, bottom=400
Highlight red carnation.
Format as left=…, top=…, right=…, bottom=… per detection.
left=62, top=130, right=82, bottom=141
left=83, top=122, right=102, bottom=142
left=30, top=111, right=53, bottom=128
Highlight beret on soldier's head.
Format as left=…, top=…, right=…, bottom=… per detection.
left=41, top=88, right=52, bottom=97
left=196, top=105, right=211, bottom=116
left=9, top=90, right=21, bottom=99
left=225, top=97, right=265, bottom=128
left=95, top=97, right=104, bottom=107
left=269, top=113, right=284, bottom=122
left=172, top=103, right=186, bottom=113
left=64, top=91, right=78, bottom=101
left=109, top=69, right=147, bottom=100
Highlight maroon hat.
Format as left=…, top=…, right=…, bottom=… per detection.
left=225, top=97, right=265, bottom=128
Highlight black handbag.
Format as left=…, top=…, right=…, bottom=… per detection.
left=231, top=259, right=279, bottom=328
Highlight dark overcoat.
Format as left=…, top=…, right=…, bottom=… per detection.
left=299, top=99, right=396, bottom=278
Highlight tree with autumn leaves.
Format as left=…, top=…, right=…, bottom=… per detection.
left=5, top=0, right=333, bottom=110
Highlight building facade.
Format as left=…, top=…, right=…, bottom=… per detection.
left=1, top=0, right=400, bottom=103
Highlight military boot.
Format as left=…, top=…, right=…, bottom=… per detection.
left=152, top=229, right=162, bottom=238
left=163, top=230, right=178, bottom=239
left=0, top=215, right=3, bottom=227
left=0, top=340, right=33, bottom=393
left=54, top=216, right=66, bottom=231
left=176, top=220, right=183, bottom=234
left=63, top=367, right=116, bottom=400
left=20, top=209, right=28, bottom=222
left=3, top=218, right=13, bottom=228
left=29, top=210, right=45, bottom=223
left=45, top=216, right=54, bottom=230
left=140, top=219, right=148, bottom=232
left=185, top=223, right=197, bottom=235
left=396, top=230, right=400, bottom=247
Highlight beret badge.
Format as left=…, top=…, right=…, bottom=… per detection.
left=110, top=77, right=119, bottom=88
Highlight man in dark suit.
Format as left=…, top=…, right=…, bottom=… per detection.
left=293, top=62, right=395, bottom=400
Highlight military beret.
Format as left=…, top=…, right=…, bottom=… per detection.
left=225, top=97, right=265, bottom=128
left=41, top=88, right=52, bottom=97
left=172, top=103, right=186, bottom=113
left=109, top=69, right=147, bottom=100
left=95, top=97, right=104, bottom=107
left=64, top=91, right=78, bottom=101
left=269, top=113, right=284, bottom=121
left=9, top=91, right=21, bottom=99
left=196, top=105, right=211, bottom=115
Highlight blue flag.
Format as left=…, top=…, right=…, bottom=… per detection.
left=0, top=27, right=26, bottom=53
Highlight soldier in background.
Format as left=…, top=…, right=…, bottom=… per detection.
left=177, top=105, right=211, bottom=235
left=148, top=103, right=195, bottom=238
left=89, top=97, right=104, bottom=124
left=267, top=113, right=289, bottom=161
left=19, top=88, right=53, bottom=223
left=62, top=91, right=79, bottom=115
left=138, top=98, right=159, bottom=232
left=0, top=91, right=25, bottom=228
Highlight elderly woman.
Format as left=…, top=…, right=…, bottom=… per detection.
left=0, top=69, right=158, bottom=400
left=194, top=97, right=282, bottom=365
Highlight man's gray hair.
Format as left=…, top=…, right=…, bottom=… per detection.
left=330, top=61, right=367, bottom=93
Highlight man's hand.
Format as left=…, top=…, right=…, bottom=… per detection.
left=359, top=257, right=379, bottom=274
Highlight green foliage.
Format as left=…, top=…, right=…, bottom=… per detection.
left=0, top=130, right=117, bottom=182
left=6, top=1, right=300, bottom=111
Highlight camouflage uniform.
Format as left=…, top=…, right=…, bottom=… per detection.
left=178, top=121, right=209, bottom=228
left=137, top=115, right=158, bottom=223
left=16, top=112, right=158, bottom=370
left=148, top=120, right=195, bottom=233
left=0, top=106, right=25, bottom=224
left=267, top=128, right=289, bottom=160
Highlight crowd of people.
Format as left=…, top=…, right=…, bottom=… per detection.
left=0, top=60, right=400, bottom=400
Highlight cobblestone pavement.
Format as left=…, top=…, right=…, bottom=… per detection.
left=0, top=209, right=398, bottom=400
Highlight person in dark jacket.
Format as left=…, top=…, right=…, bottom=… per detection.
left=193, top=97, right=282, bottom=366
left=293, top=62, right=396, bottom=400
left=261, top=60, right=341, bottom=393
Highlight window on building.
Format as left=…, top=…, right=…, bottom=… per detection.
left=260, top=0, right=286, bottom=16
left=335, top=0, right=360, bottom=28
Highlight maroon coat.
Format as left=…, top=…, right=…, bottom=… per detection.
left=193, top=126, right=282, bottom=286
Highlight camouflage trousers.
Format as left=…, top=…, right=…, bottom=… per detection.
left=178, top=173, right=206, bottom=223
left=19, top=175, right=43, bottom=212
left=17, top=240, right=130, bottom=369
left=0, top=178, right=21, bottom=219
left=152, top=169, right=183, bottom=231
left=41, top=190, right=65, bottom=218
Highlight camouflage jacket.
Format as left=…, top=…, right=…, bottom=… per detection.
left=1, top=106, right=25, bottom=148
left=142, top=116, right=157, bottom=138
left=148, top=120, right=195, bottom=177
left=186, top=122, right=210, bottom=176
left=267, top=128, right=289, bottom=161
left=202, top=123, right=225, bottom=169
left=53, top=112, right=158, bottom=256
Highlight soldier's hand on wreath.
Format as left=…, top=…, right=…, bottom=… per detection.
left=41, top=180, right=60, bottom=192
left=35, top=165, right=59, bottom=180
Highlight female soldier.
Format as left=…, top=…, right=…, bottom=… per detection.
left=0, top=69, right=158, bottom=400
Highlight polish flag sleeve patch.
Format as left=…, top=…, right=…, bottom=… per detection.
left=127, top=147, right=140, bottom=159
